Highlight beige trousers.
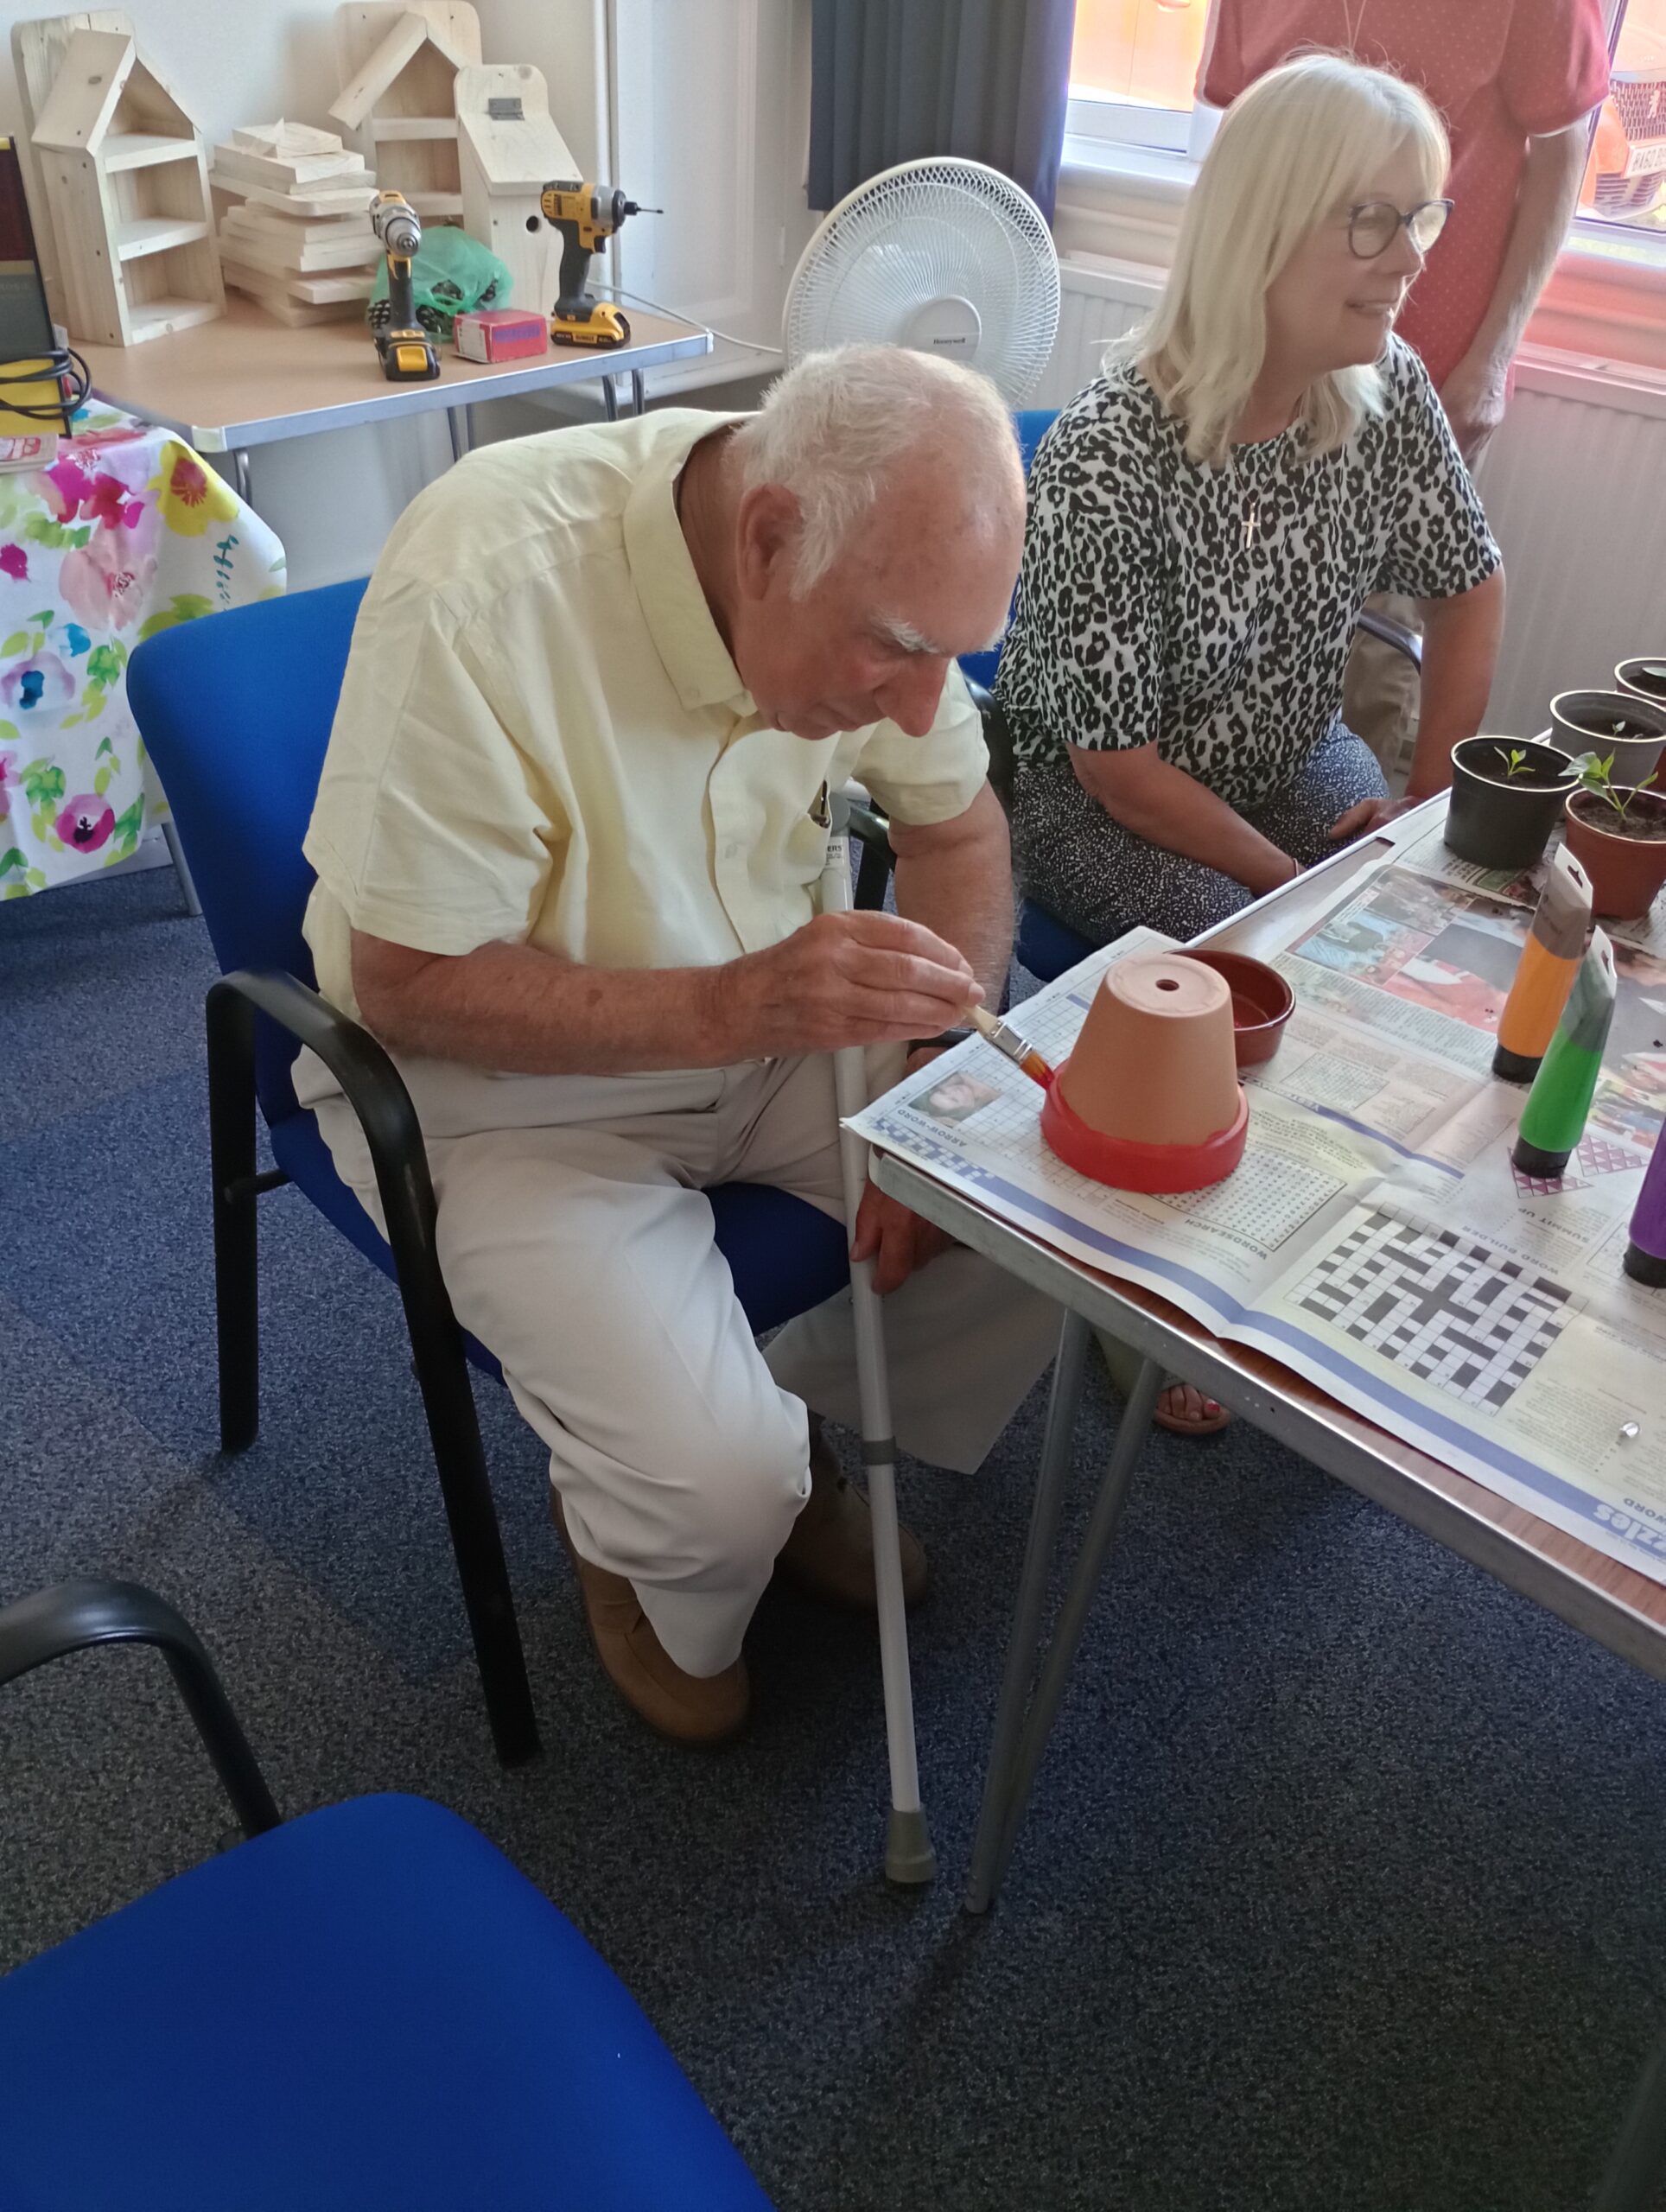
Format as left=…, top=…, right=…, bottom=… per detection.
left=1343, top=590, right=1423, bottom=791
left=302, top=1049, right=1060, bottom=1677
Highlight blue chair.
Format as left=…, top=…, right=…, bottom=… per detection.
left=127, top=582, right=851, bottom=1768
left=0, top=1579, right=772, bottom=2210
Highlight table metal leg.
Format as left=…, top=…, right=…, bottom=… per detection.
left=160, top=817, right=201, bottom=918
left=631, top=369, right=648, bottom=416
left=973, top=1349, right=1164, bottom=1911
left=447, top=404, right=473, bottom=464
left=965, top=1308, right=1094, bottom=1913
left=601, top=374, right=620, bottom=423
left=230, top=449, right=251, bottom=506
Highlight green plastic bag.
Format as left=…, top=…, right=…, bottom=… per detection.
left=367, top=224, right=512, bottom=340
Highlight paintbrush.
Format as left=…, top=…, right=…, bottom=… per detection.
left=965, top=1002, right=1054, bottom=1088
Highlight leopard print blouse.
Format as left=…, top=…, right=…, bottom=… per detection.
left=996, top=336, right=1500, bottom=811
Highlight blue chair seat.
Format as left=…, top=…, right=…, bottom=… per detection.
left=1014, top=898, right=1097, bottom=985
left=269, top=1109, right=852, bottom=1381
left=0, top=1792, right=770, bottom=2211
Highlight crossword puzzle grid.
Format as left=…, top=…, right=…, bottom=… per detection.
left=1291, top=1213, right=1570, bottom=1414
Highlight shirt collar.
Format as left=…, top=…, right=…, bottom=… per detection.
left=622, top=411, right=754, bottom=714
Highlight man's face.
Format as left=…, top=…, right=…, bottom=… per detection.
left=729, top=452, right=1022, bottom=742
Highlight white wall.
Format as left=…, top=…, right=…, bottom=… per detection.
left=1, top=0, right=610, bottom=587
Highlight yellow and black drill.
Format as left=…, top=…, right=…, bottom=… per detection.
left=539, top=181, right=655, bottom=349
left=369, top=189, right=440, bottom=382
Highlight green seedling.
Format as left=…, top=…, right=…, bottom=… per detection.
left=1572, top=751, right=1660, bottom=823
left=1492, top=746, right=1537, bottom=782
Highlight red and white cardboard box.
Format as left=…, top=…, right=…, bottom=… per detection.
left=453, top=308, right=549, bottom=363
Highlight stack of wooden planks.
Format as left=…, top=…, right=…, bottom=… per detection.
left=210, top=121, right=378, bottom=327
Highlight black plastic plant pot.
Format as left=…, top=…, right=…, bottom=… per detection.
left=1444, top=737, right=1575, bottom=872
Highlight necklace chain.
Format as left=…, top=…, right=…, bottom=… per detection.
left=1340, top=0, right=1369, bottom=53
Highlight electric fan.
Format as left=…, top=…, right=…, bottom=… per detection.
left=784, top=157, right=1060, bottom=404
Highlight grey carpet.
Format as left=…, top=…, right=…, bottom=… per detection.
left=2, top=866, right=1663, bottom=2210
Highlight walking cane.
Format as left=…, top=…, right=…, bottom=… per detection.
left=816, top=791, right=936, bottom=1886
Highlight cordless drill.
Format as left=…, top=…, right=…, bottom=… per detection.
left=369, top=190, right=440, bottom=382
left=538, top=181, right=655, bottom=349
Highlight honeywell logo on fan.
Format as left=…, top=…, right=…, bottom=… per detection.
left=926, top=334, right=973, bottom=352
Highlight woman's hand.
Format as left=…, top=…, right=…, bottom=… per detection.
left=1329, top=795, right=1409, bottom=843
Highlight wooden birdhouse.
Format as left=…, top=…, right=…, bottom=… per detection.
left=455, top=63, right=576, bottom=312
left=331, top=3, right=481, bottom=223
left=30, top=23, right=222, bottom=346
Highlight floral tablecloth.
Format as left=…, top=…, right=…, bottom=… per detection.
left=0, top=407, right=286, bottom=897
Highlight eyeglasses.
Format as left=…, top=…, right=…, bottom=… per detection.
left=1346, top=198, right=1453, bottom=260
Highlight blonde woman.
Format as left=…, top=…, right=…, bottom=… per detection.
left=998, top=54, right=1506, bottom=952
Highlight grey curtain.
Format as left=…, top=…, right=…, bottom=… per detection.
left=809, top=0, right=1078, bottom=224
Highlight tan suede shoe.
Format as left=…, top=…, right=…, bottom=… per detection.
left=775, top=1426, right=931, bottom=1611
left=551, top=1494, right=748, bottom=1746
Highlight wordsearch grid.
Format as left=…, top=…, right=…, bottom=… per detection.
left=1293, top=1212, right=1571, bottom=1414
left=1155, top=1148, right=1343, bottom=1257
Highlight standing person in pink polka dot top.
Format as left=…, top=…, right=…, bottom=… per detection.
left=1202, top=0, right=1609, bottom=771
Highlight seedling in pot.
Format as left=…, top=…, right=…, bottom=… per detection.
left=1493, top=746, right=1537, bottom=782
left=1572, top=751, right=1659, bottom=824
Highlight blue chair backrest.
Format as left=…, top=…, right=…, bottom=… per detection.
left=128, top=580, right=370, bottom=1120
left=958, top=408, right=1059, bottom=693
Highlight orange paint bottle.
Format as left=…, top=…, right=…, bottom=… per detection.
left=1493, top=846, right=1593, bottom=1084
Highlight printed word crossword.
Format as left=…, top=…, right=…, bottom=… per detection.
left=1292, top=1211, right=1570, bottom=1414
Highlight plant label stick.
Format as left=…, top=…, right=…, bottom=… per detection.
left=1493, top=847, right=1593, bottom=1084
left=1625, top=1117, right=1666, bottom=1287
left=1511, top=929, right=1617, bottom=1179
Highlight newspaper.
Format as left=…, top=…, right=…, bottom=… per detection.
left=851, top=876, right=1666, bottom=1586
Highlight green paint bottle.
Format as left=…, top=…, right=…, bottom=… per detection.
left=1512, top=929, right=1617, bottom=1179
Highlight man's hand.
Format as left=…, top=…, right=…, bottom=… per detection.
left=1440, top=349, right=1508, bottom=466
left=722, top=909, right=978, bottom=1058
left=1330, top=795, right=1412, bottom=842
left=852, top=1180, right=954, bottom=1294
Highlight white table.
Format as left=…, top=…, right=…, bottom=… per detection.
left=73, top=296, right=712, bottom=503
left=872, top=799, right=1666, bottom=1911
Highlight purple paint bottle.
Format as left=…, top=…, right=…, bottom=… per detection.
left=1625, top=1118, right=1666, bottom=1287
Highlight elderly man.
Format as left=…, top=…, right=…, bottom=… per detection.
left=298, top=346, right=1059, bottom=1745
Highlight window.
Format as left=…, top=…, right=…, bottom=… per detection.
left=1579, top=0, right=1666, bottom=242
left=1066, top=0, right=1215, bottom=156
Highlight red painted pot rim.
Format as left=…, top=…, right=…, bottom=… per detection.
left=1040, top=1071, right=1249, bottom=1193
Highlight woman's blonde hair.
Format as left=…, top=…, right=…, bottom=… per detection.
left=1133, top=54, right=1449, bottom=466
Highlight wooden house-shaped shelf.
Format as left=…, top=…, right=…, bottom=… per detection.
left=31, top=25, right=222, bottom=345
left=331, top=3, right=481, bottom=223
left=455, top=63, right=576, bottom=311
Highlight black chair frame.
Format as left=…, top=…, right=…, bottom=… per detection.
left=0, top=1578, right=282, bottom=1839
left=207, top=971, right=539, bottom=1769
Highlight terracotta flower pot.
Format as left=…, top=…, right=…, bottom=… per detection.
left=1177, top=949, right=1294, bottom=1068
left=1615, top=656, right=1666, bottom=712
left=1561, top=787, right=1666, bottom=921
left=1445, top=737, right=1574, bottom=873
left=1550, top=688, right=1666, bottom=789
left=1042, top=953, right=1247, bottom=1192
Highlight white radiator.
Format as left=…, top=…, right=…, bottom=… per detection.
left=1038, top=272, right=1666, bottom=748
left=1476, top=365, right=1666, bottom=739
left=1033, top=257, right=1160, bottom=410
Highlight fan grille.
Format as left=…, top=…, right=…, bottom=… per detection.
left=785, top=159, right=1060, bottom=405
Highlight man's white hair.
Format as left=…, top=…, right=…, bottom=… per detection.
left=733, top=344, right=1021, bottom=595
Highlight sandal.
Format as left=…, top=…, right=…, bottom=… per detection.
left=1095, top=1329, right=1231, bottom=1439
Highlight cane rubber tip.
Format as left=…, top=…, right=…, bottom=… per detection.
left=884, top=1807, right=937, bottom=1887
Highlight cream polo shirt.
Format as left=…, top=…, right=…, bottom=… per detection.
left=302, top=409, right=989, bottom=1020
